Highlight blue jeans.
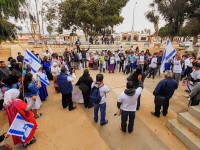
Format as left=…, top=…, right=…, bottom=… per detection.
left=94, top=102, right=106, bottom=124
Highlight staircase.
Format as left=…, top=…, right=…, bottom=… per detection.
left=167, top=106, right=200, bottom=150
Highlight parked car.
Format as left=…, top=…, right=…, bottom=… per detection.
left=59, top=40, right=70, bottom=46
left=179, top=41, right=193, bottom=47
left=28, top=38, right=34, bottom=45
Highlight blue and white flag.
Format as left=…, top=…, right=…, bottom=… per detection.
left=7, top=113, right=34, bottom=142
left=24, top=49, right=41, bottom=74
left=39, top=72, right=50, bottom=86
left=160, top=39, right=176, bottom=74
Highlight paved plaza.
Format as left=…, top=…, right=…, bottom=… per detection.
left=0, top=44, right=190, bottom=150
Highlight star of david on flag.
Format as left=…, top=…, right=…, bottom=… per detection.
left=7, top=113, right=34, bottom=142
left=24, top=49, right=41, bottom=74
left=160, top=39, right=177, bottom=74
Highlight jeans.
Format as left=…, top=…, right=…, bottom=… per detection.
left=119, top=62, right=124, bottom=72
left=154, top=98, right=169, bottom=116
left=62, top=93, right=73, bottom=110
left=121, top=110, right=135, bottom=133
left=94, top=102, right=106, bottom=125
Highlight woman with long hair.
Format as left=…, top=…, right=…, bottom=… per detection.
left=24, top=73, right=42, bottom=119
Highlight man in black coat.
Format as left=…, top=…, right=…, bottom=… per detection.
left=76, top=69, right=93, bottom=108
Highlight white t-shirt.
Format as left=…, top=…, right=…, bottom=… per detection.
left=173, top=60, right=182, bottom=73
left=118, top=87, right=143, bottom=111
left=43, top=52, right=51, bottom=58
left=138, top=56, right=145, bottom=64
left=150, top=57, right=157, bottom=68
left=91, top=83, right=110, bottom=104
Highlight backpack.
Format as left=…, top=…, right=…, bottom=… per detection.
left=90, top=86, right=102, bottom=104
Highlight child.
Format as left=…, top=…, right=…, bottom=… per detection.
left=91, top=74, right=110, bottom=126
left=124, top=57, right=131, bottom=74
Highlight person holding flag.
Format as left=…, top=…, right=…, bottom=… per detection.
left=3, top=89, right=37, bottom=147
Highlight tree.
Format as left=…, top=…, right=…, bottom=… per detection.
left=179, top=27, right=190, bottom=42
left=185, top=18, right=200, bottom=44
left=145, top=11, right=159, bottom=34
left=59, top=0, right=128, bottom=40
left=149, top=0, right=200, bottom=41
left=158, top=26, right=169, bottom=43
left=0, top=0, right=26, bottom=44
left=46, top=25, right=53, bottom=36
left=43, top=0, right=60, bottom=37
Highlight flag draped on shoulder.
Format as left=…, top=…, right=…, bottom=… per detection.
left=160, top=39, right=176, bottom=74
left=7, top=113, right=34, bottom=143
left=24, top=49, right=41, bottom=74
left=39, top=72, right=50, bottom=86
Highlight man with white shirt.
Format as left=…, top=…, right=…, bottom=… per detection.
left=138, top=51, right=146, bottom=73
left=43, top=50, right=51, bottom=58
left=57, top=67, right=76, bottom=111
left=92, top=74, right=110, bottom=126
left=184, top=55, right=193, bottom=78
left=117, top=81, right=143, bottom=133
left=147, top=53, right=158, bottom=79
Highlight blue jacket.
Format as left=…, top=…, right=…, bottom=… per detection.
left=153, top=78, right=178, bottom=99
left=157, top=55, right=162, bottom=65
left=25, top=81, right=39, bottom=98
left=57, top=73, right=73, bottom=94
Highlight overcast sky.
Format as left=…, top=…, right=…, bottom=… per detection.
left=17, top=0, right=166, bottom=34
left=115, top=0, right=166, bottom=33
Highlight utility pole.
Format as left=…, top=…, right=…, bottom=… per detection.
left=130, top=2, right=137, bottom=46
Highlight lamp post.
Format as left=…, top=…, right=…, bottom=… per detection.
left=130, top=2, right=137, bottom=46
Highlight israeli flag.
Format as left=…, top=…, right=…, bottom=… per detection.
left=24, top=49, right=41, bottom=74
left=39, top=73, right=50, bottom=86
left=7, top=113, right=34, bottom=142
left=160, top=39, right=176, bottom=74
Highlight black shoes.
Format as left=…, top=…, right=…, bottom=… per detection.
left=69, top=106, right=77, bottom=111
left=100, top=120, right=108, bottom=126
left=151, top=112, right=160, bottom=118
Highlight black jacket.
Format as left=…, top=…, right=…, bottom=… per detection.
left=75, top=74, right=93, bottom=91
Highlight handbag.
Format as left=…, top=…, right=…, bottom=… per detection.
left=155, top=96, right=166, bottom=106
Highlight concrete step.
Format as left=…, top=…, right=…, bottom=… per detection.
left=178, top=112, right=200, bottom=137
left=167, top=119, right=200, bottom=150
left=188, top=106, right=200, bottom=120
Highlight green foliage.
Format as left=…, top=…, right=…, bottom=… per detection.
left=185, top=18, right=200, bottom=36
left=179, top=27, right=190, bottom=37
left=0, top=0, right=25, bottom=43
left=151, top=0, right=200, bottom=37
left=158, top=26, right=169, bottom=38
left=145, top=11, right=159, bottom=24
left=59, top=0, right=128, bottom=36
left=46, top=25, right=53, bottom=35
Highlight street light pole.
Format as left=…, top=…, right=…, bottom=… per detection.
left=131, top=2, right=137, bottom=46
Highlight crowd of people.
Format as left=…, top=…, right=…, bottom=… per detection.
left=0, top=43, right=200, bottom=148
